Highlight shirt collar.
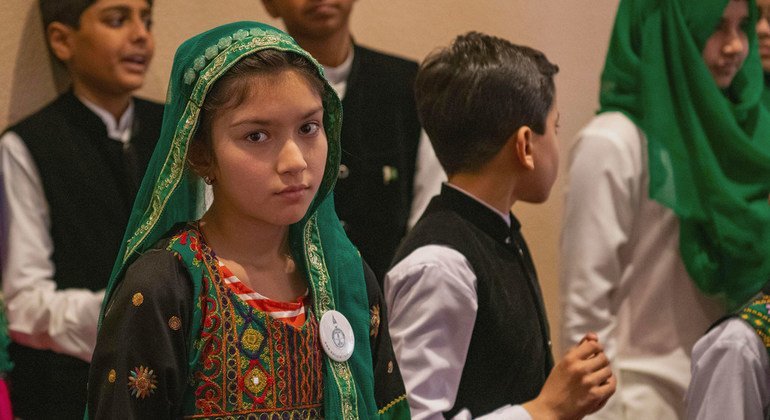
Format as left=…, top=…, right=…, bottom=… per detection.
left=322, top=46, right=354, bottom=99
left=77, top=94, right=135, bottom=143
left=445, top=182, right=512, bottom=227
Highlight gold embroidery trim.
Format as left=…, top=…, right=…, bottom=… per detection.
left=304, top=216, right=358, bottom=419
left=378, top=394, right=407, bottom=415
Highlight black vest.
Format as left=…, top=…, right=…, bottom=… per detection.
left=334, top=44, right=422, bottom=283
left=6, top=91, right=163, bottom=419
left=391, top=185, right=554, bottom=418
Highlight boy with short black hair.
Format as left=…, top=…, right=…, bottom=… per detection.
left=0, top=0, right=162, bottom=417
left=385, top=32, right=615, bottom=420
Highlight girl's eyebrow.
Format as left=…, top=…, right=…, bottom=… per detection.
left=230, top=106, right=324, bottom=127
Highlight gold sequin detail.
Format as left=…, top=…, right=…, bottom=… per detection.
left=244, top=368, right=268, bottom=395
left=241, top=327, right=264, bottom=352
left=132, top=293, right=144, bottom=307
left=168, top=316, right=181, bottom=331
left=108, top=369, right=116, bottom=383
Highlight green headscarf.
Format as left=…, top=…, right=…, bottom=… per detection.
left=600, top=0, right=770, bottom=309
left=764, top=73, right=770, bottom=108
left=100, top=21, right=378, bottom=419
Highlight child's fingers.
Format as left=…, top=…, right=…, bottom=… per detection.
left=589, top=376, right=617, bottom=412
left=568, top=338, right=604, bottom=360
left=579, top=332, right=599, bottom=344
left=582, top=350, right=610, bottom=372
left=584, top=365, right=613, bottom=388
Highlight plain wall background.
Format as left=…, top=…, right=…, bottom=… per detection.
left=0, top=0, right=620, bottom=357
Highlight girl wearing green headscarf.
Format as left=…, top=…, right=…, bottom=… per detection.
left=561, top=0, right=770, bottom=418
left=86, top=21, right=408, bottom=419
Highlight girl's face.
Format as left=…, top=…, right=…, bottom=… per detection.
left=702, top=0, right=750, bottom=88
left=205, top=69, right=328, bottom=227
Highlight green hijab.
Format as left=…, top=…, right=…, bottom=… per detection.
left=100, top=21, right=377, bottom=419
left=764, top=73, right=770, bottom=108
left=600, top=0, right=770, bottom=309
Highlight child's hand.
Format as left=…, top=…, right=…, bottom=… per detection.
left=523, top=333, right=616, bottom=419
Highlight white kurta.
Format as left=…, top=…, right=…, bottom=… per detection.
left=560, top=112, right=725, bottom=419
left=686, top=317, right=770, bottom=420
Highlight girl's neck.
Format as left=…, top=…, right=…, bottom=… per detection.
left=198, top=207, right=306, bottom=302
left=198, top=205, right=289, bottom=266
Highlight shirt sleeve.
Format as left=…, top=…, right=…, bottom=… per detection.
left=408, top=131, right=446, bottom=228
left=385, top=245, right=529, bottom=420
left=686, top=318, right=770, bottom=420
left=0, top=131, right=105, bottom=362
left=559, top=119, right=641, bottom=362
left=452, top=405, right=532, bottom=420
left=87, top=248, right=192, bottom=419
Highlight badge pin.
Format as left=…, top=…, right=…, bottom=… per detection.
left=382, top=165, right=398, bottom=185
left=320, top=310, right=355, bottom=362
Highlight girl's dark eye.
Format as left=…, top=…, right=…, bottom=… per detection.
left=299, top=122, right=321, bottom=136
left=246, top=132, right=268, bottom=143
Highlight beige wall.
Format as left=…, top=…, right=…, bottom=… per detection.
left=0, top=0, right=620, bottom=357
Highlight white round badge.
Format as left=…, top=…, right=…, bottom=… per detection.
left=319, top=310, right=355, bottom=362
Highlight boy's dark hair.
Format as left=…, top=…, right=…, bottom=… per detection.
left=189, top=49, right=326, bottom=171
left=39, top=0, right=153, bottom=29
left=415, top=31, right=559, bottom=176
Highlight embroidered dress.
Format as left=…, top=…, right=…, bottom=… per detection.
left=217, top=260, right=309, bottom=328
left=173, top=226, right=324, bottom=417
left=86, top=21, right=409, bottom=419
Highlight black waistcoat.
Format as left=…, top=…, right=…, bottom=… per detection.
left=391, top=185, right=554, bottom=418
left=6, top=91, right=163, bottom=419
left=334, top=44, right=422, bottom=282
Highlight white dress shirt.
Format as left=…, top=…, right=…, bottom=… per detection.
left=560, top=112, right=725, bottom=419
left=0, top=96, right=134, bottom=362
left=686, top=317, right=770, bottom=420
left=385, top=184, right=531, bottom=420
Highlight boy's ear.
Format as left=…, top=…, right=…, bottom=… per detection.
left=514, top=126, right=535, bottom=170
left=47, top=22, right=75, bottom=63
left=261, top=0, right=282, bottom=18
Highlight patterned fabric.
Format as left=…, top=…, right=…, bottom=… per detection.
left=217, top=260, right=309, bottom=328
left=738, top=291, right=770, bottom=360
left=171, top=225, right=324, bottom=418
left=94, top=21, right=408, bottom=419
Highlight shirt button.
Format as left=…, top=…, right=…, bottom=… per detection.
left=339, top=164, right=350, bottom=179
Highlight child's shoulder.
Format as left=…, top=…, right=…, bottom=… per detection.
left=4, top=92, right=74, bottom=135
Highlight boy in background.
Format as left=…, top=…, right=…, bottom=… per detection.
left=385, top=32, right=616, bottom=419
left=0, top=0, right=162, bottom=417
left=260, top=0, right=445, bottom=281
